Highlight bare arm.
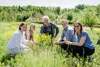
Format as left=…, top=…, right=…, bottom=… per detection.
left=55, top=37, right=64, bottom=45
left=65, top=36, right=86, bottom=46
left=27, top=31, right=30, bottom=40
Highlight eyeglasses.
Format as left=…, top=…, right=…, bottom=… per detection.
left=74, top=25, right=80, bottom=28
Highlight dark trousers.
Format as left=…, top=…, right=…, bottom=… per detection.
left=59, top=43, right=95, bottom=57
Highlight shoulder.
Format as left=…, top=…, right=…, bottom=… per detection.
left=81, top=31, right=88, bottom=36
left=14, top=30, right=20, bottom=35
left=67, top=26, right=74, bottom=33
left=11, top=30, right=21, bottom=38
left=82, top=31, right=88, bottom=35
left=40, top=25, right=44, bottom=29
left=50, top=23, right=57, bottom=27
left=15, top=30, right=22, bottom=36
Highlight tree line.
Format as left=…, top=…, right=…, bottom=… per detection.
left=0, top=4, right=100, bottom=28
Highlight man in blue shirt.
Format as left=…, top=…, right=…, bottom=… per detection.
left=56, top=20, right=77, bottom=53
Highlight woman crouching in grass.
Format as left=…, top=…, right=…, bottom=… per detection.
left=63, top=22, right=95, bottom=58
left=7, top=22, right=30, bottom=56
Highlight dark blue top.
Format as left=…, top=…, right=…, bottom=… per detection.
left=77, top=31, right=95, bottom=49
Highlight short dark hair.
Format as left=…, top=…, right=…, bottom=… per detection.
left=19, top=22, right=27, bottom=30
left=74, top=22, right=83, bottom=34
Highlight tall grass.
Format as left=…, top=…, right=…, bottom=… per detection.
left=0, top=22, right=100, bottom=67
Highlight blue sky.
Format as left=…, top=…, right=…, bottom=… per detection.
left=0, top=0, right=100, bottom=9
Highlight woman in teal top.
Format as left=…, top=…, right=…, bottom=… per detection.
left=64, top=22, right=95, bottom=57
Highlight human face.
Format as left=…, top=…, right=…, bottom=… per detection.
left=30, top=26, right=35, bottom=32
left=43, top=18, right=50, bottom=26
left=21, top=24, right=27, bottom=32
left=74, top=23, right=81, bottom=33
left=61, top=21, right=67, bottom=29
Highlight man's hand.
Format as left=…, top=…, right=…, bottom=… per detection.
left=55, top=41, right=64, bottom=45
left=55, top=41, right=59, bottom=45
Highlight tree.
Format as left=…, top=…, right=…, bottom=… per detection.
left=67, top=13, right=73, bottom=21
left=96, top=4, right=100, bottom=16
left=82, top=13, right=97, bottom=30
left=75, top=4, right=85, bottom=10
left=67, top=13, right=73, bottom=24
left=54, top=7, right=61, bottom=15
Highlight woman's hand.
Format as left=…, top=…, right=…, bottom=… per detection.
left=63, top=41, right=72, bottom=45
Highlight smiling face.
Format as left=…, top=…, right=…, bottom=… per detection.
left=44, top=18, right=49, bottom=25
left=43, top=16, right=50, bottom=26
left=30, top=25, right=35, bottom=32
left=21, top=24, right=27, bottom=32
left=61, top=21, right=68, bottom=29
left=74, top=22, right=83, bottom=34
left=74, top=23, right=80, bottom=33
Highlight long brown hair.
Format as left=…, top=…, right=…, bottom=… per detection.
left=30, top=23, right=35, bottom=30
left=74, top=22, right=83, bottom=35
left=19, top=22, right=27, bottom=30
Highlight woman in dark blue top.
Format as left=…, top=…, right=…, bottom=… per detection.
left=64, top=22, right=95, bottom=57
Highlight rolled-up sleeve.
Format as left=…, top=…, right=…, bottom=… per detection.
left=40, top=26, right=44, bottom=34
left=54, top=24, right=59, bottom=36
left=67, top=30, right=77, bottom=42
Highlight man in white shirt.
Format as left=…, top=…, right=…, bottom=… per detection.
left=7, top=22, right=29, bottom=55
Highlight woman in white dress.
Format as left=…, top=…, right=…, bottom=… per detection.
left=7, top=22, right=29, bottom=55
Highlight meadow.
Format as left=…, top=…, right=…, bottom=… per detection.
left=0, top=22, right=100, bottom=67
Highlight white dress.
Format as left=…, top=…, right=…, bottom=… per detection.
left=7, top=30, right=29, bottom=55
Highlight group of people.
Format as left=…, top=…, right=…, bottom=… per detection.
left=7, top=16, right=95, bottom=58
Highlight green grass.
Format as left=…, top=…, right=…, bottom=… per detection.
left=0, top=22, right=100, bottom=67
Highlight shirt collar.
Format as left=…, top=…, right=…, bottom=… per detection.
left=18, top=30, right=23, bottom=35
left=64, top=26, right=68, bottom=31
left=43, top=23, right=51, bottom=27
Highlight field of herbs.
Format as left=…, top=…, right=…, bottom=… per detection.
left=0, top=22, right=100, bottom=67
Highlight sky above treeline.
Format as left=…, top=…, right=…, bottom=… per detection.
left=0, top=0, right=100, bottom=9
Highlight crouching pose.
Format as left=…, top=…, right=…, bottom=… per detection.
left=63, top=22, right=95, bottom=57
left=56, top=20, right=77, bottom=54
left=7, top=22, right=29, bottom=55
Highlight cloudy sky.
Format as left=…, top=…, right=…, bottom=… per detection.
left=0, top=0, right=100, bottom=9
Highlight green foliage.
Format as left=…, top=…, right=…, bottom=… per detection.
left=82, top=12, right=97, bottom=30
left=0, top=4, right=100, bottom=26
left=96, top=4, right=100, bottom=16
left=75, top=4, right=85, bottom=10
left=0, top=6, right=55, bottom=22
left=54, top=7, right=61, bottom=15
left=67, top=13, right=73, bottom=24
left=67, top=13, right=73, bottom=21
left=0, top=22, right=100, bottom=67
left=38, top=34, right=52, bottom=46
